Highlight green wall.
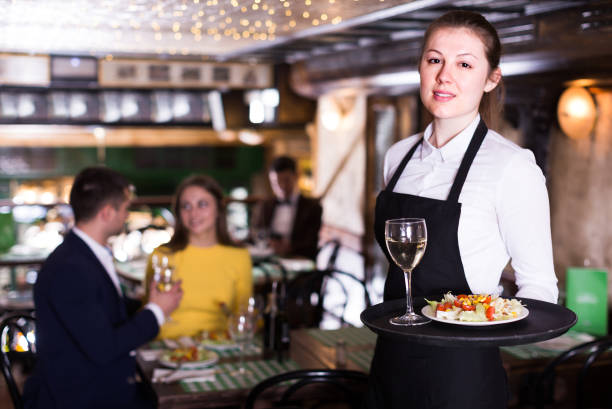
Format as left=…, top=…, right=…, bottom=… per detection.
left=0, top=145, right=265, bottom=198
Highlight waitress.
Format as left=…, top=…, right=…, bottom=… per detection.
left=366, top=10, right=558, bottom=409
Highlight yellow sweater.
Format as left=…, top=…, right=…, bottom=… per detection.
left=144, top=244, right=253, bottom=339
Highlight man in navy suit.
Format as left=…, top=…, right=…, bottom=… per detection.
left=24, top=167, right=183, bottom=409
left=252, top=156, right=322, bottom=260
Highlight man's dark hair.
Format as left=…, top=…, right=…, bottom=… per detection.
left=269, top=156, right=296, bottom=174
left=70, top=166, right=131, bottom=224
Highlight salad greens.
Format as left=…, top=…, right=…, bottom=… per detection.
left=426, top=292, right=524, bottom=322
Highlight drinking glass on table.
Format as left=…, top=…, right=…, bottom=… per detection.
left=227, top=310, right=255, bottom=377
left=385, top=218, right=429, bottom=326
left=254, top=228, right=270, bottom=251
left=152, top=249, right=177, bottom=322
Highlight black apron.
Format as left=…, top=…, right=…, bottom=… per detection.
left=366, top=120, right=508, bottom=409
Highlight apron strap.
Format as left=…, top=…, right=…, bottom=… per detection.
left=447, top=119, right=488, bottom=203
left=385, top=119, right=488, bottom=200
left=385, top=138, right=423, bottom=192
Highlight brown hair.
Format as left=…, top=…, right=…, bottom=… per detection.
left=165, top=174, right=237, bottom=251
left=420, top=10, right=504, bottom=128
left=70, top=166, right=131, bottom=223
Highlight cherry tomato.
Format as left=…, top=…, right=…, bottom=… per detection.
left=436, top=304, right=446, bottom=311
left=483, top=295, right=491, bottom=304
left=457, top=294, right=468, bottom=299
left=461, top=304, right=475, bottom=311
left=486, top=306, right=495, bottom=321
left=454, top=299, right=463, bottom=308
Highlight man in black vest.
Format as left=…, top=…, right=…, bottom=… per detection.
left=252, top=156, right=322, bottom=260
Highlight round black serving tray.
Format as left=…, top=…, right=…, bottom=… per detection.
left=360, top=296, right=577, bottom=348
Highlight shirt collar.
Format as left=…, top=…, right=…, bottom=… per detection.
left=72, top=227, right=114, bottom=263
left=421, top=115, right=481, bottom=162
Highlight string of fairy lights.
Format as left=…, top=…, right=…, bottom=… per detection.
left=0, top=0, right=404, bottom=58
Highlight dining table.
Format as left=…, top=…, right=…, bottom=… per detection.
left=136, top=330, right=330, bottom=409
left=137, top=324, right=612, bottom=409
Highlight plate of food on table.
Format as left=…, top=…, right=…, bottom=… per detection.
left=195, top=330, right=239, bottom=351
left=158, top=346, right=219, bottom=369
left=421, top=292, right=528, bottom=326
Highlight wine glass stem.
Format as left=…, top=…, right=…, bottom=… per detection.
left=239, top=343, right=245, bottom=372
left=404, top=269, right=415, bottom=315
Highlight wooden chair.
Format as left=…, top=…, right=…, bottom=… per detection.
left=243, top=368, right=369, bottom=409
left=0, top=312, right=36, bottom=409
left=535, top=336, right=612, bottom=409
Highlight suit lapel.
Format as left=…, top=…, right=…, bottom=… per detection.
left=67, top=231, right=127, bottom=320
left=291, top=195, right=304, bottom=239
left=264, top=199, right=277, bottom=227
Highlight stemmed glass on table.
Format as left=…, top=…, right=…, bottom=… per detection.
left=385, top=218, right=429, bottom=326
left=227, top=302, right=257, bottom=377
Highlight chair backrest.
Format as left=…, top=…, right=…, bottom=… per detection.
left=535, top=336, right=612, bottom=409
left=316, top=240, right=371, bottom=328
left=243, top=368, right=369, bottom=409
left=0, top=312, right=36, bottom=409
left=320, top=268, right=372, bottom=327
left=285, top=269, right=326, bottom=329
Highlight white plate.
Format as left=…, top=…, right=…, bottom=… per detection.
left=421, top=305, right=529, bottom=326
left=158, top=349, right=219, bottom=369
left=200, top=340, right=239, bottom=351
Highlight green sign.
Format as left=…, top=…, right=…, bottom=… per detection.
left=566, top=267, right=608, bottom=336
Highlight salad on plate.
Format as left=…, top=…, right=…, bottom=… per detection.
left=195, top=330, right=239, bottom=350
left=425, top=292, right=525, bottom=322
left=159, top=346, right=219, bottom=368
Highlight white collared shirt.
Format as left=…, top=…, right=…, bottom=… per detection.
left=270, top=192, right=298, bottom=238
left=72, top=227, right=165, bottom=326
left=73, top=227, right=122, bottom=295
left=383, top=115, right=558, bottom=303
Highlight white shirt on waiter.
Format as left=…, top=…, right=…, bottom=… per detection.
left=383, top=115, right=558, bottom=304
left=270, top=193, right=298, bottom=238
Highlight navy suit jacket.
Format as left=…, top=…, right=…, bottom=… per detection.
left=23, top=231, right=159, bottom=409
left=252, top=194, right=323, bottom=260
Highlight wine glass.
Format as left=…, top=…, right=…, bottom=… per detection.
left=152, top=249, right=176, bottom=323
left=227, top=311, right=255, bottom=377
left=152, top=249, right=174, bottom=291
left=254, top=228, right=270, bottom=251
left=385, top=218, right=429, bottom=326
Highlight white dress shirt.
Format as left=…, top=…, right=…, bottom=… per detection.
left=72, top=227, right=165, bottom=325
left=270, top=192, right=298, bottom=238
left=383, top=115, right=558, bottom=303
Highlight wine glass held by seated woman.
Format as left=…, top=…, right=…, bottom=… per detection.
left=144, top=175, right=253, bottom=340
left=366, top=10, right=558, bottom=409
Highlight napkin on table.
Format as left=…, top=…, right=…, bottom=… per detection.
left=139, top=349, right=163, bottom=361
left=152, top=368, right=217, bottom=383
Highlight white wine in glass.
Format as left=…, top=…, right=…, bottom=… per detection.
left=152, top=249, right=177, bottom=323
left=385, top=218, right=430, bottom=326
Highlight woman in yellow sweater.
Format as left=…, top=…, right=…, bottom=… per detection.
left=144, top=175, right=252, bottom=339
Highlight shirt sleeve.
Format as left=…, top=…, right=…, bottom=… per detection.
left=496, top=151, right=559, bottom=303
left=144, top=302, right=165, bottom=326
